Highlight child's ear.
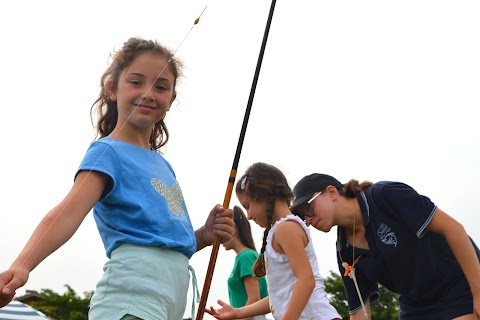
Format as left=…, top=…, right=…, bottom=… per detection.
left=167, top=93, right=177, bottom=111
left=107, top=79, right=117, bottom=101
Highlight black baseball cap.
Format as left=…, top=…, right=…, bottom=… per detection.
left=291, top=173, right=343, bottom=213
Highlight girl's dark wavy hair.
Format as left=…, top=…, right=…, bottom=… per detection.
left=235, top=162, right=293, bottom=277
left=90, top=37, right=184, bottom=151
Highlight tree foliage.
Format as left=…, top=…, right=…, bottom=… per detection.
left=324, top=271, right=400, bottom=320
left=30, top=285, right=93, bottom=320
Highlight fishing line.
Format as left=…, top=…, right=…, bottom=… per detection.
left=8, top=6, right=208, bottom=285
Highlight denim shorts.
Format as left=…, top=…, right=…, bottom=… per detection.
left=89, top=244, right=190, bottom=320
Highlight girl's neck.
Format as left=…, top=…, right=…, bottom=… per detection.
left=108, top=127, right=152, bottom=150
left=232, top=242, right=249, bottom=255
left=271, top=199, right=292, bottom=225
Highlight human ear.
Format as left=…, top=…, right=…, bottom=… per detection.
left=326, top=185, right=339, bottom=200
left=167, top=93, right=177, bottom=111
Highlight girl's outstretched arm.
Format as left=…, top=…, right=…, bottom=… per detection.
left=206, top=297, right=270, bottom=320
left=427, top=208, right=480, bottom=319
left=275, top=220, right=315, bottom=319
left=0, top=170, right=107, bottom=307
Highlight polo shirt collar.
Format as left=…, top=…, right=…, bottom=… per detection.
left=357, top=191, right=371, bottom=225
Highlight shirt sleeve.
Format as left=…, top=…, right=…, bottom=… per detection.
left=238, top=250, right=258, bottom=279
left=373, top=181, right=437, bottom=238
left=75, top=141, right=118, bottom=196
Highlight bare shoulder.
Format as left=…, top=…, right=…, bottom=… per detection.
left=275, top=219, right=308, bottom=245
left=276, top=219, right=304, bottom=233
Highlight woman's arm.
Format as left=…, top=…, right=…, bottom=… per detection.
left=427, top=208, right=480, bottom=318
left=0, top=170, right=106, bottom=307
left=275, top=221, right=315, bottom=319
left=350, top=300, right=371, bottom=320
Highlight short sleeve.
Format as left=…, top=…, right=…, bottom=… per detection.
left=237, top=250, right=258, bottom=279
left=75, top=141, right=118, bottom=195
left=373, top=182, right=437, bottom=238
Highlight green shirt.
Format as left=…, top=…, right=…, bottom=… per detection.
left=227, top=249, right=268, bottom=308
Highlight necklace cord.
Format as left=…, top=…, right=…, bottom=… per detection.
left=339, top=209, right=367, bottom=317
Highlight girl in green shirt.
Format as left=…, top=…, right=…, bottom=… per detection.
left=223, top=206, right=269, bottom=320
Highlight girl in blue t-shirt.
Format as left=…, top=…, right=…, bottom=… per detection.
left=0, top=37, right=235, bottom=320
left=291, top=173, right=480, bottom=320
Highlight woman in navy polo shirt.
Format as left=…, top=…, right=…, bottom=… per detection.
left=291, top=173, right=480, bottom=320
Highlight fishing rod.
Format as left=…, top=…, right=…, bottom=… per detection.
left=196, top=0, right=277, bottom=319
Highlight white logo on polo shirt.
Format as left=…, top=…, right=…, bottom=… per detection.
left=377, top=223, right=397, bottom=247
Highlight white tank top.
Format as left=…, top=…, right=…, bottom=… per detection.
left=265, top=214, right=341, bottom=320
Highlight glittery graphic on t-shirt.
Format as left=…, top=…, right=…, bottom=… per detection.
left=151, top=178, right=185, bottom=218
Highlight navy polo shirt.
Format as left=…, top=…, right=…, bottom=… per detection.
left=337, top=181, right=479, bottom=317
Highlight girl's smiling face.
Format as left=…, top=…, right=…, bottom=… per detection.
left=110, top=52, right=176, bottom=130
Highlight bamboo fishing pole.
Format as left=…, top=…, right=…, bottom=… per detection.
left=196, top=0, right=277, bottom=319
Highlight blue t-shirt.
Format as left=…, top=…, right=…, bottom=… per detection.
left=76, top=138, right=196, bottom=258
left=337, top=181, right=480, bottom=316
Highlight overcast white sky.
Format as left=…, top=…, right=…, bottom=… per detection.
left=1, top=1, right=479, bottom=318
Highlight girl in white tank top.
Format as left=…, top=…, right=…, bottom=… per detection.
left=208, top=162, right=341, bottom=320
